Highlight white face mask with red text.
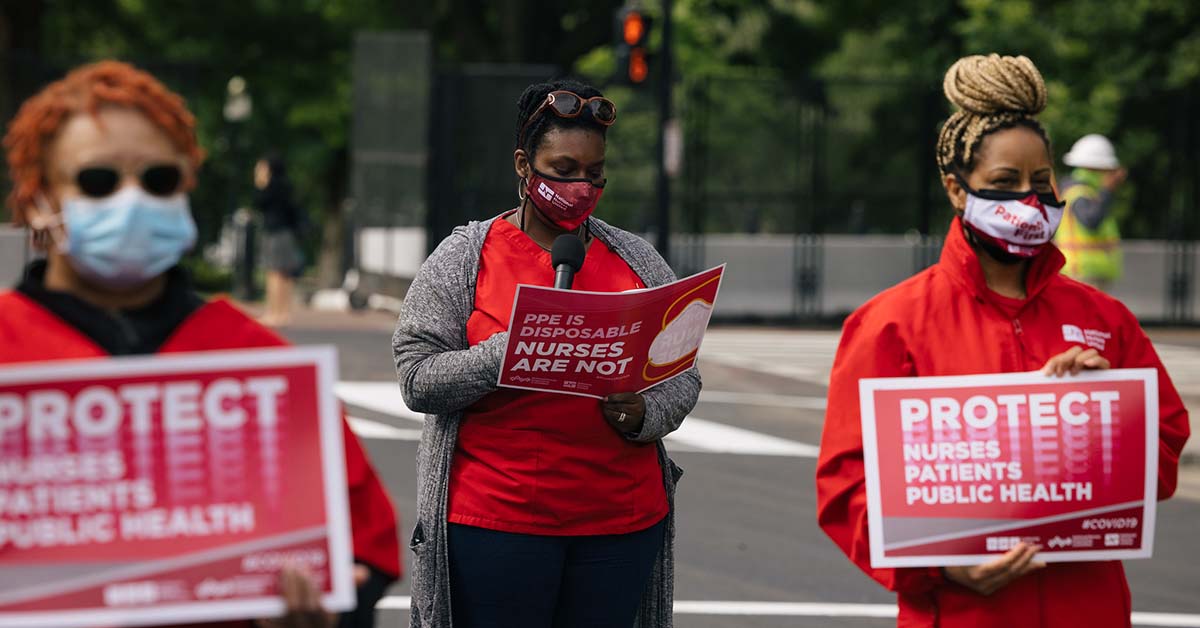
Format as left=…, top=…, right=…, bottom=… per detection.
left=959, top=177, right=1064, bottom=258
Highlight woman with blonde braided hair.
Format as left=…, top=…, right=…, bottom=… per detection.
left=817, top=54, right=1190, bottom=627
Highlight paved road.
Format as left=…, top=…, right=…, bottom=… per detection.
left=281, top=316, right=1200, bottom=627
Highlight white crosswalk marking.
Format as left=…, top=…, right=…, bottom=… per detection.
left=375, top=596, right=1200, bottom=625
left=700, top=329, right=1200, bottom=399
left=669, top=416, right=818, bottom=457
left=1152, top=344, right=1200, bottom=398
left=346, top=416, right=422, bottom=441
left=699, top=390, right=827, bottom=409
left=335, top=382, right=425, bottom=422
left=334, top=381, right=819, bottom=456
left=699, top=329, right=841, bottom=385
left=697, top=329, right=1200, bottom=465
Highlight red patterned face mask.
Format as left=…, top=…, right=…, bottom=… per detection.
left=525, top=168, right=605, bottom=231
left=957, top=175, right=1064, bottom=259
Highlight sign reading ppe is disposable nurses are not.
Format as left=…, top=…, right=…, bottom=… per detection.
left=0, top=347, right=354, bottom=627
left=859, top=369, right=1158, bottom=567
left=498, top=265, right=725, bottom=398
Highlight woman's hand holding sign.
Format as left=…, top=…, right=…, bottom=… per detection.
left=602, top=393, right=646, bottom=435
left=942, top=346, right=1109, bottom=596
left=256, top=565, right=372, bottom=628
left=1042, top=346, right=1110, bottom=377
left=257, top=567, right=333, bottom=628
left=944, top=542, right=1046, bottom=596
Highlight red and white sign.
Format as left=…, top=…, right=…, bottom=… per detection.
left=859, top=369, right=1158, bottom=567
left=498, top=265, right=725, bottom=398
left=0, top=346, right=353, bottom=627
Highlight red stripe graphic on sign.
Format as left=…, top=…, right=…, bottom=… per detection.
left=0, top=528, right=329, bottom=611
left=886, top=505, right=1144, bottom=558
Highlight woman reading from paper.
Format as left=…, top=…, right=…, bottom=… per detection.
left=0, top=61, right=400, bottom=628
left=816, top=54, right=1190, bottom=627
left=392, top=78, right=699, bottom=628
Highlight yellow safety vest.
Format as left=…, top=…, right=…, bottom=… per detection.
left=1055, top=180, right=1122, bottom=282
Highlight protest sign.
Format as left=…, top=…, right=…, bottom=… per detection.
left=498, top=265, right=725, bottom=398
left=859, top=369, right=1158, bottom=567
left=0, top=346, right=353, bottom=627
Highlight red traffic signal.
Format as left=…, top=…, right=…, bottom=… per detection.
left=615, top=7, right=652, bottom=86
left=623, top=10, right=647, bottom=46
left=628, top=47, right=649, bottom=83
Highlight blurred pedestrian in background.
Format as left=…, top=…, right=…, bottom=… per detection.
left=1055, top=134, right=1127, bottom=291
left=817, top=54, right=1189, bottom=628
left=393, top=78, right=696, bottom=628
left=0, top=60, right=401, bottom=628
left=255, top=154, right=306, bottom=326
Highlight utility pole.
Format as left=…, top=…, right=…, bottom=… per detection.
left=655, top=0, right=674, bottom=264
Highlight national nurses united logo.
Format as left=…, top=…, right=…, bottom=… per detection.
left=537, top=181, right=570, bottom=210
left=1062, top=324, right=1111, bottom=351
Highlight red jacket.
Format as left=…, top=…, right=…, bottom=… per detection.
left=0, top=292, right=401, bottom=626
left=816, top=219, right=1190, bottom=628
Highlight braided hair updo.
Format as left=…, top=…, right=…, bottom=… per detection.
left=515, top=78, right=608, bottom=158
left=935, top=54, right=1051, bottom=176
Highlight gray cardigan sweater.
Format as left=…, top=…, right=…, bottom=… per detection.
left=392, top=215, right=700, bottom=628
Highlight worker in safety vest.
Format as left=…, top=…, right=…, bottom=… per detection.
left=1055, top=134, right=1127, bottom=292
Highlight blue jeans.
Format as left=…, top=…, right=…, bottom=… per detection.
left=447, top=518, right=666, bottom=628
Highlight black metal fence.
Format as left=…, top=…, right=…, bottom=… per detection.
left=419, top=64, right=1200, bottom=322
left=426, top=63, right=558, bottom=246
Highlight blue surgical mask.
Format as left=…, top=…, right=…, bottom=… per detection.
left=58, top=187, right=197, bottom=289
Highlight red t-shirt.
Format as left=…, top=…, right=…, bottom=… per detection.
left=447, top=216, right=670, bottom=536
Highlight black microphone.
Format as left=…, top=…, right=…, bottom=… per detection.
left=551, top=234, right=586, bottom=289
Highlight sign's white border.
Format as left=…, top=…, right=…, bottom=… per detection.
left=858, top=368, right=1159, bottom=568
left=0, top=345, right=355, bottom=626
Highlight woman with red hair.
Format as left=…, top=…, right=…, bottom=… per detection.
left=0, top=60, right=401, bottom=627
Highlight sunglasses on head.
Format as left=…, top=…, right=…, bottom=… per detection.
left=519, top=91, right=617, bottom=147
left=74, top=163, right=184, bottom=199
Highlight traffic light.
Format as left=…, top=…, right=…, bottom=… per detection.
left=615, top=7, right=652, bottom=85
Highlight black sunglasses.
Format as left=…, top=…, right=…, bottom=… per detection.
left=518, top=91, right=617, bottom=147
left=75, top=164, right=184, bottom=199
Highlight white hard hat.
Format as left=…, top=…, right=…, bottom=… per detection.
left=1063, top=134, right=1120, bottom=170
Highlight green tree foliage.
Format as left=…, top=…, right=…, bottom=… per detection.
left=1, top=0, right=631, bottom=236
left=822, top=0, right=1200, bottom=237
left=1, top=0, right=411, bottom=239
left=3, top=0, right=1198, bottom=240
left=580, top=0, right=1200, bottom=237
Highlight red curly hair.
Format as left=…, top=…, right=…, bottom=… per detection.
left=4, top=60, right=205, bottom=225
